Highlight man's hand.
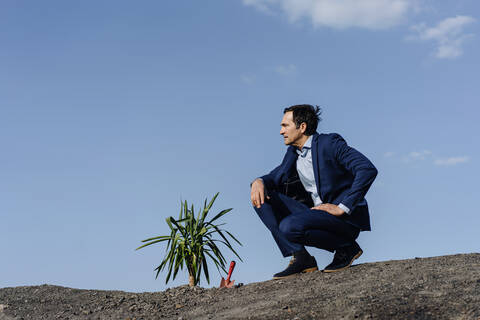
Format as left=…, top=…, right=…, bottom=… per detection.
left=251, top=178, right=270, bottom=208
left=311, top=203, right=345, bottom=216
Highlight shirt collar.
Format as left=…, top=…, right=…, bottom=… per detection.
left=296, top=135, right=312, bottom=157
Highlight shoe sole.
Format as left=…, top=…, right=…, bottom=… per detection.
left=272, top=267, right=319, bottom=280
left=322, top=250, right=363, bottom=273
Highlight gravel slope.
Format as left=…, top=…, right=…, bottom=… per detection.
left=1, top=253, right=479, bottom=319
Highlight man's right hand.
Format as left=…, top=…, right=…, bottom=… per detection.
left=250, top=178, right=269, bottom=208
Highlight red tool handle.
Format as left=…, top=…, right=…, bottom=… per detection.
left=226, top=261, right=236, bottom=282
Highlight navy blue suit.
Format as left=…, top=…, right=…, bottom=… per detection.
left=254, top=132, right=377, bottom=257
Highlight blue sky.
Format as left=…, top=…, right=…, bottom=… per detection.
left=1, top=0, right=479, bottom=292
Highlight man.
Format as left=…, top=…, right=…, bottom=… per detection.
left=250, top=104, right=377, bottom=279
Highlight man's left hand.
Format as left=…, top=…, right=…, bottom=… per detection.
left=311, top=203, right=345, bottom=216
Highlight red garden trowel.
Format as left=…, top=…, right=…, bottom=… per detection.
left=219, top=261, right=236, bottom=288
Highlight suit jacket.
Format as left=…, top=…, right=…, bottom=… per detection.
left=261, top=132, right=378, bottom=231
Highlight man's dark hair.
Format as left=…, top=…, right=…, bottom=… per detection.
left=283, top=104, right=322, bottom=136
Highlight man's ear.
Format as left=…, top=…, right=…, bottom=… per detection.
left=300, top=122, right=307, bottom=134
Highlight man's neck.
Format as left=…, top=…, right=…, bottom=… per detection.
left=293, top=135, right=310, bottom=150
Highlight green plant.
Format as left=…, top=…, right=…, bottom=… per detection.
left=136, top=192, right=242, bottom=287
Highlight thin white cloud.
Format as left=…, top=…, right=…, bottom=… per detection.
left=243, top=0, right=416, bottom=30
left=402, top=150, right=432, bottom=163
left=275, top=64, right=297, bottom=75
left=388, top=150, right=470, bottom=167
left=434, top=156, right=470, bottom=166
left=408, top=15, right=476, bottom=59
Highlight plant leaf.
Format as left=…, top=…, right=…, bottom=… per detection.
left=208, top=208, right=233, bottom=225
left=140, top=235, right=171, bottom=242
left=201, top=250, right=210, bottom=284
left=225, top=230, right=243, bottom=246
left=135, top=238, right=170, bottom=250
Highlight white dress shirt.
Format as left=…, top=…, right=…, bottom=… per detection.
left=296, top=136, right=351, bottom=215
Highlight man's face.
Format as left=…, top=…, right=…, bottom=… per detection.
left=280, top=111, right=304, bottom=146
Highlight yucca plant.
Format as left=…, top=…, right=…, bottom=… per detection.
left=136, top=192, right=242, bottom=287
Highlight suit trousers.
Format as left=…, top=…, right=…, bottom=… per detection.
left=254, top=190, right=360, bottom=257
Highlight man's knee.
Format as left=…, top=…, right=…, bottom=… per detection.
left=279, top=216, right=304, bottom=242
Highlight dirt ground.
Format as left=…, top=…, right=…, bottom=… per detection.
left=1, top=253, right=479, bottom=320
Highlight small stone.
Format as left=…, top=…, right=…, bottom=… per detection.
left=0, top=304, right=8, bottom=312
left=129, top=305, right=136, bottom=311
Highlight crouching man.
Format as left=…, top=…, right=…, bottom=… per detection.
left=251, top=104, right=377, bottom=279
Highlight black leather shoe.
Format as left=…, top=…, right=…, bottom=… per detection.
left=273, top=253, right=318, bottom=279
left=323, top=242, right=363, bottom=273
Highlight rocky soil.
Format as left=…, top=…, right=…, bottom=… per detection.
left=1, top=253, right=479, bottom=319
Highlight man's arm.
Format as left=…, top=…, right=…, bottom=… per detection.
left=331, top=133, right=378, bottom=212
left=250, top=162, right=283, bottom=208
left=258, top=165, right=281, bottom=191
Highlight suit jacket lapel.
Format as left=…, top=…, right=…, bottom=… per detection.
left=311, top=133, right=321, bottom=198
